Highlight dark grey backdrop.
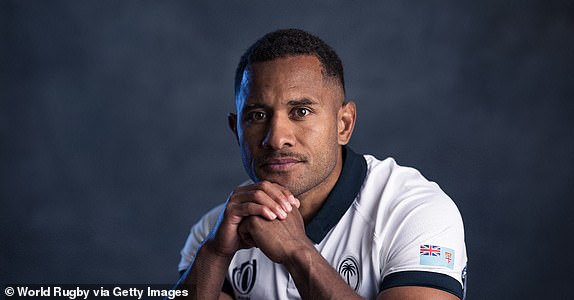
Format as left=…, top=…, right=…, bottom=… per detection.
left=2, top=1, right=573, bottom=299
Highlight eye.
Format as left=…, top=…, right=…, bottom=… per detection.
left=247, top=111, right=267, bottom=121
left=292, top=107, right=311, bottom=118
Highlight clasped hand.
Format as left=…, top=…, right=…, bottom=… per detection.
left=207, top=181, right=312, bottom=264
left=238, top=202, right=310, bottom=264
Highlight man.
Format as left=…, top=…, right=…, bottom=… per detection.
left=175, top=29, right=467, bottom=300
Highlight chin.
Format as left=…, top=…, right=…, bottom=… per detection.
left=256, top=172, right=296, bottom=188
left=257, top=173, right=289, bottom=184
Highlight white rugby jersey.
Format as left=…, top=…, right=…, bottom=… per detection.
left=179, top=148, right=467, bottom=299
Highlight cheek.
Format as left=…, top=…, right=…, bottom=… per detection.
left=239, top=126, right=261, bottom=148
left=300, top=117, right=339, bottom=146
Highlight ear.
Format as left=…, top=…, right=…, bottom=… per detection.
left=228, top=113, right=239, bottom=143
left=337, top=101, right=356, bottom=145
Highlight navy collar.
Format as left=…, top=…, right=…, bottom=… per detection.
left=305, top=146, right=368, bottom=244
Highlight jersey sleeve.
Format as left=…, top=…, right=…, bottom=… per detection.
left=378, top=177, right=467, bottom=299
left=178, top=204, right=225, bottom=272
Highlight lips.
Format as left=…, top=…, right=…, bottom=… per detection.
left=263, top=158, right=299, bottom=171
left=257, top=154, right=306, bottom=172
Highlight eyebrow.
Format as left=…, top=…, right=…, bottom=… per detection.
left=244, top=103, right=266, bottom=109
left=244, top=98, right=318, bottom=110
left=286, top=98, right=318, bottom=106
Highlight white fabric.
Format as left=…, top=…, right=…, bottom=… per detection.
left=179, top=155, right=467, bottom=299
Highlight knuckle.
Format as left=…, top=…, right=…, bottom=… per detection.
left=224, top=202, right=237, bottom=212
left=258, top=181, right=271, bottom=189
left=228, top=191, right=243, bottom=203
left=246, top=203, right=260, bottom=215
left=251, top=189, right=266, bottom=200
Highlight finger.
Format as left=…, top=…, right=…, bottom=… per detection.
left=276, top=185, right=300, bottom=208
left=231, top=186, right=289, bottom=219
left=229, top=201, right=282, bottom=221
left=256, top=181, right=294, bottom=213
left=290, top=195, right=300, bottom=208
left=249, top=189, right=289, bottom=219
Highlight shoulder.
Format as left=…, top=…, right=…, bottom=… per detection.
left=358, top=155, right=466, bottom=296
left=178, top=203, right=226, bottom=271
left=363, top=155, right=444, bottom=193
left=196, top=203, right=226, bottom=232
left=361, top=155, right=460, bottom=214
left=360, top=155, right=464, bottom=237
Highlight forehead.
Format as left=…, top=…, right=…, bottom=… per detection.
left=248, top=55, right=324, bottom=83
left=238, top=55, right=341, bottom=105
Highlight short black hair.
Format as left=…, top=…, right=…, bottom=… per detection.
left=234, top=28, right=345, bottom=97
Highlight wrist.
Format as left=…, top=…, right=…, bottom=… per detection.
left=283, top=242, right=319, bottom=270
left=201, top=239, right=235, bottom=260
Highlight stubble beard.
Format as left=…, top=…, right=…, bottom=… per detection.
left=245, top=145, right=339, bottom=198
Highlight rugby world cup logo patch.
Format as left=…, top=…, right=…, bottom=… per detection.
left=337, top=256, right=361, bottom=291
left=232, top=259, right=257, bottom=295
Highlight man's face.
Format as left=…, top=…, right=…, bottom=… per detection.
left=230, top=55, right=351, bottom=197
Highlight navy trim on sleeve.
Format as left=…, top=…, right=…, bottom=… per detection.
left=381, top=271, right=463, bottom=299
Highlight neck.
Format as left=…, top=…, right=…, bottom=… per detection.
left=297, top=148, right=344, bottom=224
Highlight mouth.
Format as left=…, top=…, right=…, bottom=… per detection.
left=259, top=156, right=305, bottom=172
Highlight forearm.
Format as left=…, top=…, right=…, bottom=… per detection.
left=284, top=245, right=363, bottom=300
left=175, top=241, right=232, bottom=300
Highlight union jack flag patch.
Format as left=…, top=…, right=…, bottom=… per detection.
left=420, top=244, right=441, bottom=256
left=419, top=244, right=455, bottom=269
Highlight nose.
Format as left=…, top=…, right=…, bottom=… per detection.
left=261, top=114, right=295, bottom=150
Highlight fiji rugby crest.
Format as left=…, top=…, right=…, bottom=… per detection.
left=337, top=255, right=361, bottom=291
